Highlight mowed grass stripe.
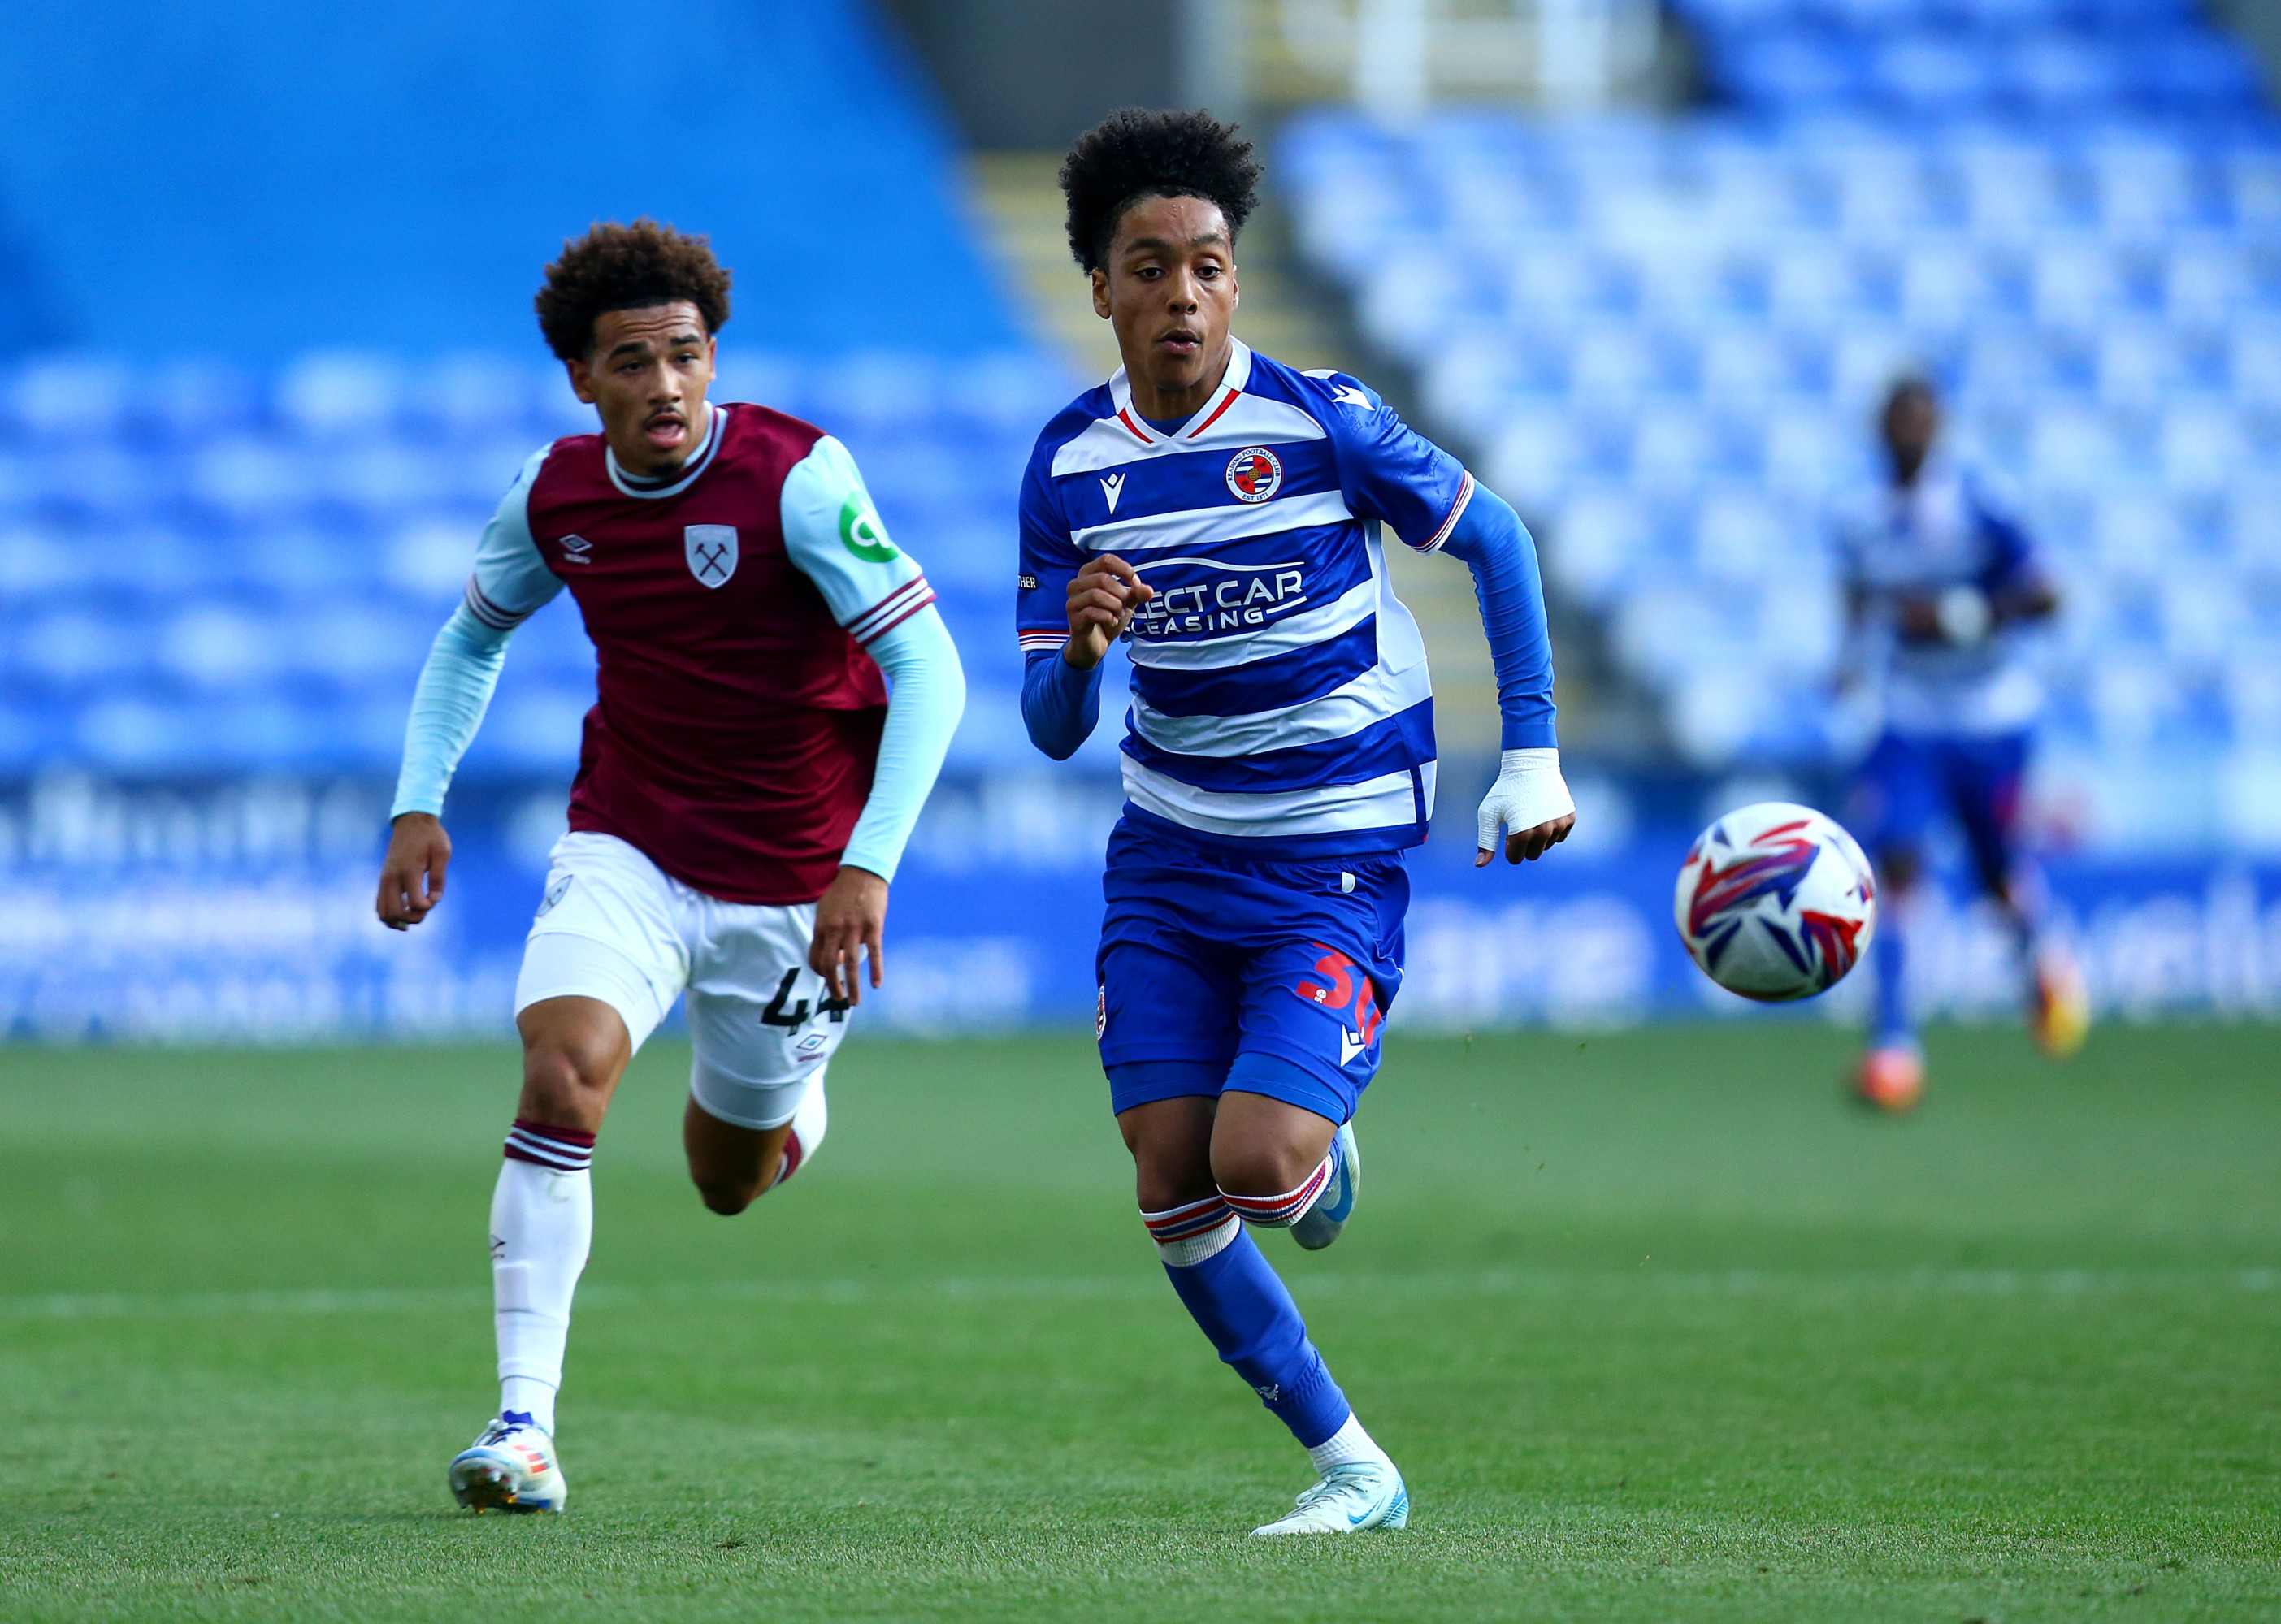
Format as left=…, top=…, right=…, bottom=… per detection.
left=0, top=1024, right=2275, bottom=1623
left=9, top=1265, right=2281, bottom=1323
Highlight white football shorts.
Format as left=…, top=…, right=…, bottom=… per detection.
left=514, top=830, right=851, bottom=1131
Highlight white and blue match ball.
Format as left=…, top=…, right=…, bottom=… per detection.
left=1673, top=802, right=1877, bottom=1003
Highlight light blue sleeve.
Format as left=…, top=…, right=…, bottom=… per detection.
left=779, top=435, right=934, bottom=643
left=389, top=449, right=560, bottom=818
left=839, top=604, right=965, bottom=881
left=780, top=435, right=964, bottom=881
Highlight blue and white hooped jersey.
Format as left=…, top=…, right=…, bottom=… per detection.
left=1017, top=340, right=1473, bottom=856
left=1828, top=457, right=2045, bottom=739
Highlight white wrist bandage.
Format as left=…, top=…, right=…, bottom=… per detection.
left=1476, top=747, right=1576, bottom=854
left=1936, top=584, right=1993, bottom=645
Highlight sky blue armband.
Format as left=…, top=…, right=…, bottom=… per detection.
left=839, top=604, right=965, bottom=882
left=1022, top=647, right=1104, bottom=761
left=390, top=604, right=514, bottom=819
left=1442, top=485, right=1559, bottom=751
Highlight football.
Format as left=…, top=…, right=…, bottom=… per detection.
left=1674, top=802, right=1877, bottom=1002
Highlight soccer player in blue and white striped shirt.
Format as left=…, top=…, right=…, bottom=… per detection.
left=1017, top=110, right=1575, bottom=1535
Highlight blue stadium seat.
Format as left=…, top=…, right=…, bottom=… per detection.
left=1871, top=30, right=1997, bottom=114
left=1716, top=28, right=1869, bottom=108
left=2126, top=31, right=2265, bottom=113
left=2003, top=34, right=2126, bottom=115
left=1961, top=0, right=2067, bottom=28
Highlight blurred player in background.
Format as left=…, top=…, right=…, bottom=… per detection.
left=1833, top=377, right=2088, bottom=1113
left=1019, top=111, right=1573, bottom=1535
left=374, top=222, right=965, bottom=1511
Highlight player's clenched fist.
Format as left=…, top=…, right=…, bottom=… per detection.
left=1064, top=553, right=1155, bottom=670
left=376, top=812, right=453, bottom=930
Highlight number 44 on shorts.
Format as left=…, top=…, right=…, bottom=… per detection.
left=759, top=969, right=850, bottom=1030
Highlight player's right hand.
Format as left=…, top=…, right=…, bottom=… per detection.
left=377, top=812, right=453, bottom=930
left=1064, top=553, right=1154, bottom=670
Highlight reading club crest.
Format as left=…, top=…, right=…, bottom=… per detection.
left=685, top=525, right=738, bottom=588
left=1225, top=446, right=1283, bottom=504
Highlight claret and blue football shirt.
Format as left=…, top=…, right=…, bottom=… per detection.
left=1016, top=340, right=1475, bottom=855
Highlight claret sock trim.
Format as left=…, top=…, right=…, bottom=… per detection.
left=503, top=1119, right=595, bottom=1174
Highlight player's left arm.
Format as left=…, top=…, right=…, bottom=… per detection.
left=779, top=435, right=968, bottom=1004
left=1318, top=374, right=1574, bottom=865
left=1974, top=483, right=2058, bottom=629
left=1442, top=490, right=1576, bottom=864
left=1898, top=480, right=2058, bottom=645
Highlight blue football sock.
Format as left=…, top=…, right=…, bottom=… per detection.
left=1872, top=907, right=1913, bottom=1048
left=1163, top=1226, right=1351, bottom=1449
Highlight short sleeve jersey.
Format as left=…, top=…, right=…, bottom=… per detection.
left=1828, top=458, right=2044, bottom=738
left=1016, top=340, right=1472, bottom=856
left=466, top=402, right=936, bottom=903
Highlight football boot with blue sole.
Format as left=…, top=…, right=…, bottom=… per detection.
left=1291, top=1119, right=1359, bottom=1252
left=1252, top=1457, right=1409, bottom=1535
left=449, top=1411, right=567, bottom=1514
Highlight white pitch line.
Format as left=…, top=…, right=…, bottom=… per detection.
left=1, top=1267, right=2274, bottom=1323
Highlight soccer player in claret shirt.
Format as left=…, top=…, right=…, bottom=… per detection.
left=1017, top=111, right=1575, bottom=1535
left=375, top=222, right=965, bottom=1513
left=1834, top=377, right=2086, bottom=1112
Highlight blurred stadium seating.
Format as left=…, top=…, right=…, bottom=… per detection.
left=0, top=349, right=1069, bottom=781
left=1281, top=0, right=2281, bottom=854
left=0, top=0, right=1072, bottom=786
left=0, top=0, right=1116, bottom=1039
left=0, top=0, right=2271, bottom=1037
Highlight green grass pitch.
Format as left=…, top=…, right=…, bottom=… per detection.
left=1, top=1024, right=2275, bottom=1622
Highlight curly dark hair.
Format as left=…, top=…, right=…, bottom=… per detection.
left=533, top=219, right=732, bottom=361
left=1059, top=109, right=1262, bottom=274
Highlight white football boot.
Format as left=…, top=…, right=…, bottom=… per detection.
left=1290, top=1120, right=1359, bottom=1252
left=1251, top=1457, right=1409, bottom=1535
left=449, top=1411, right=567, bottom=1514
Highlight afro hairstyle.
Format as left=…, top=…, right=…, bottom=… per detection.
left=534, top=219, right=732, bottom=362
left=1059, top=108, right=1262, bottom=274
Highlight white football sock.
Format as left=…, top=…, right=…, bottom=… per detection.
left=1142, top=1195, right=1242, bottom=1265
left=490, top=1149, right=592, bottom=1437
left=1307, top=1412, right=1393, bottom=1475
left=770, top=1071, right=830, bottom=1189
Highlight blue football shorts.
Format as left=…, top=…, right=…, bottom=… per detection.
left=1095, top=820, right=1409, bottom=1128
left=1848, top=729, right=2030, bottom=890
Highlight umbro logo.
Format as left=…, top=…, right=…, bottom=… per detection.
left=559, top=534, right=592, bottom=564
left=1100, top=472, right=1125, bottom=513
